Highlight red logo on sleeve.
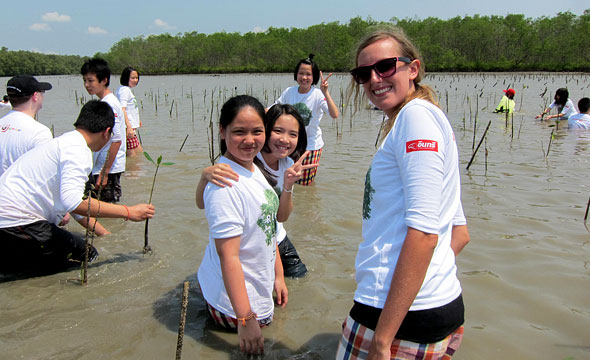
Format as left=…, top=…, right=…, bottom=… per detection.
left=406, top=139, right=438, bottom=153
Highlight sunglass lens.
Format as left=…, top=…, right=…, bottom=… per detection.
left=375, top=59, right=397, bottom=77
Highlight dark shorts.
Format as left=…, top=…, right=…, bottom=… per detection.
left=85, top=172, right=123, bottom=203
left=279, top=236, right=307, bottom=278
left=0, top=220, right=97, bottom=275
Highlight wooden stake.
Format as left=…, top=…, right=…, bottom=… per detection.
left=175, top=281, right=190, bottom=360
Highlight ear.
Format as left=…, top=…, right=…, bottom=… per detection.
left=408, top=59, right=420, bottom=81
left=219, top=126, right=225, bottom=140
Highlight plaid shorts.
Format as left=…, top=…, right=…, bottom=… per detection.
left=295, top=148, right=322, bottom=186
left=126, top=133, right=140, bottom=150
left=336, top=315, right=464, bottom=360
left=206, top=302, right=273, bottom=331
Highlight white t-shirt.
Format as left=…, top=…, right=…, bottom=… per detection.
left=116, top=86, right=140, bottom=129
left=354, top=98, right=465, bottom=311
left=0, top=101, right=11, bottom=109
left=93, top=93, right=126, bottom=175
left=549, top=99, right=578, bottom=119
left=568, top=113, right=590, bottom=130
left=275, top=86, right=329, bottom=150
left=197, top=156, right=279, bottom=319
left=0, top=110, right=52, bottom=177
left=257, top=152, right=294, bottom=244
left=0, top=130, right=92, bottom=228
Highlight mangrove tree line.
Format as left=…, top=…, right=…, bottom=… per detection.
left=1, top=11, right=589, bottom=76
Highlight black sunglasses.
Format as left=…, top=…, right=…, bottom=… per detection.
left=350, top=57, right=412, bottom=84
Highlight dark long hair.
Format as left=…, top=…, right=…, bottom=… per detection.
left=263, top=103, right=308, bottom=161
left=554, top=88, right=569, bottom=107
left=120, top=66, right=139, bottom=86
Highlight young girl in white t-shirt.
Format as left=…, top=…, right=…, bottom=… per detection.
left=197, top=104, right=316, bottom=278
left=116, top=67, right=142, bottom=156
left=273, top=53, right=339, bottom=185
left=196, top=95, right=288, bottom=355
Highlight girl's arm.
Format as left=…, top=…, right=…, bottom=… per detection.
left=274, top=242, right=288, bottom=307
left=121, top=107, right=134, bottom=138
left=216, top=236, right=265, bottom=354
left=367, top=227, right=438, bottom=359
left=320, top=71, right=340, bottom=119
left=195, top=164, right=239, bottom=209
left=73, top=199, right=154, bottom=221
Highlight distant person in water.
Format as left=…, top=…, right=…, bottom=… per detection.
left=272, top=53, right=339, bottom=185
left=81, top=58, right=126, bottom=203
left=494, top=88, right=515, bottom=114
left=535, top=88, right=578, bottom=120
left=116, top=66, right=143, bottom=156
left=0, top=100, right=155, bottom=276
left=568, top=98, right=590, bottom=130
left=0, top=94, right=11, bottom=109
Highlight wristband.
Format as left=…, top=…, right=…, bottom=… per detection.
left=237, top=311, right=257, bottom=326
left=283, top=185, right=293, bottom=193
left=122, top=205, right=130, bottom=221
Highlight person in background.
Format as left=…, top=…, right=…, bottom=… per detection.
left=535, top=87, right=578, bottom=120
left=81, top=58, right=126, bottom=203
left=272, top=53, right=339, bottom=186
left=0, top=100, right=154, bottom=276
left=568, top=98, right=590, bottom=130
left=116, top=66, right=143, bottom=156
left=0, top=95, right=11, bottom=109
left=494, top=88, right=515, bottom=114
left=336, top=25, right=470, bottom=360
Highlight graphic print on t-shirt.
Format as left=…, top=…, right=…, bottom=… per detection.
left=293, top=102, right=312, bottom=126
left=257, top=189, right=279, bottom=245
left=363, top=166, right=375, bottom=220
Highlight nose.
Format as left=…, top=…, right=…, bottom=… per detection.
left=369, top=69, right=382, bottom=83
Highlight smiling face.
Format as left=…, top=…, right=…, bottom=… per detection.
left=128, top=71, right=139, bottom=88
left=357, top=38, right=419, bottom=118
left=296, top=63, right=313, bottom=93
left=265, top=113, right=300, bottom=164
left=220, top=106, right=265, bottom=170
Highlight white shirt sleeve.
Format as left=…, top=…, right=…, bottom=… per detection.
left=204, top=183, right=245, bottom=239
left=392, top=104, right=446, bottom=234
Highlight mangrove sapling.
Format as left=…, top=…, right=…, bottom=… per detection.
left=583, top=194, right=590, bottom=228
left=143, top=151, right=174, bottom=254
left=545, top=128, right=555, bottom=159
left=466, top=120, right=492, bottom=171
left=179, top=134, right=189, bottom=152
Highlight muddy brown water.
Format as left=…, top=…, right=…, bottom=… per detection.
left=1, top=73, right=589, bottom=359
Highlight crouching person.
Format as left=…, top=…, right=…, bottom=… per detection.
left=0, top=100, right=155, bottom=275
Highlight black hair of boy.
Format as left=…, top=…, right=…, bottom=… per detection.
left=81, top=58, right=111, bottom=87
left=73, top=100, right=115, bottom=133
left=578, top=97, right=590, bottom=113
left=293, top=53, right=320, bottom=85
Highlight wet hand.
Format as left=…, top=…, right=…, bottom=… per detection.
left=274, top=277, right=288, bottom=307
left=237, top=319, right=264, bottom=355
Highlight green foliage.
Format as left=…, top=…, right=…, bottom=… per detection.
left=1, top=11, right=589, bottom=76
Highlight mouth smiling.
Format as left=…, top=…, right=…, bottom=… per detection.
left=373, top=86, right=392, bottom=95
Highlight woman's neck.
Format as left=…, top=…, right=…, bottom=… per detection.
left=224, top=153, right=254, bottom=172
left=298, top=85, right=311, bottom=94
left=261, top=151, right=279, bottom=170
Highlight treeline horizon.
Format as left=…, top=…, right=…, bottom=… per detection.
left=1, top=11, right=589, bottom=77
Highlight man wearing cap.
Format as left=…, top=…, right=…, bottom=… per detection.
left=0, top=75, right=52, bottom=177
left=494, top=88, right=516, bottom=114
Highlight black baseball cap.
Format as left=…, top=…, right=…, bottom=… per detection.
left=6, top=75, right=52, bottom=96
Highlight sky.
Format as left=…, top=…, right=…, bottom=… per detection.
left=1, top=0, right=587, bottom=56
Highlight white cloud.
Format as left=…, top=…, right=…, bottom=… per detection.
left=42, top=12, right=71, bottom=22
left=88, top=26, right=107, bottom=34
left=154, top=18, right=174, bottom=29
left=252, top=26, right=265, bottom=33
left=29, top=23, right=51, bottom=31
